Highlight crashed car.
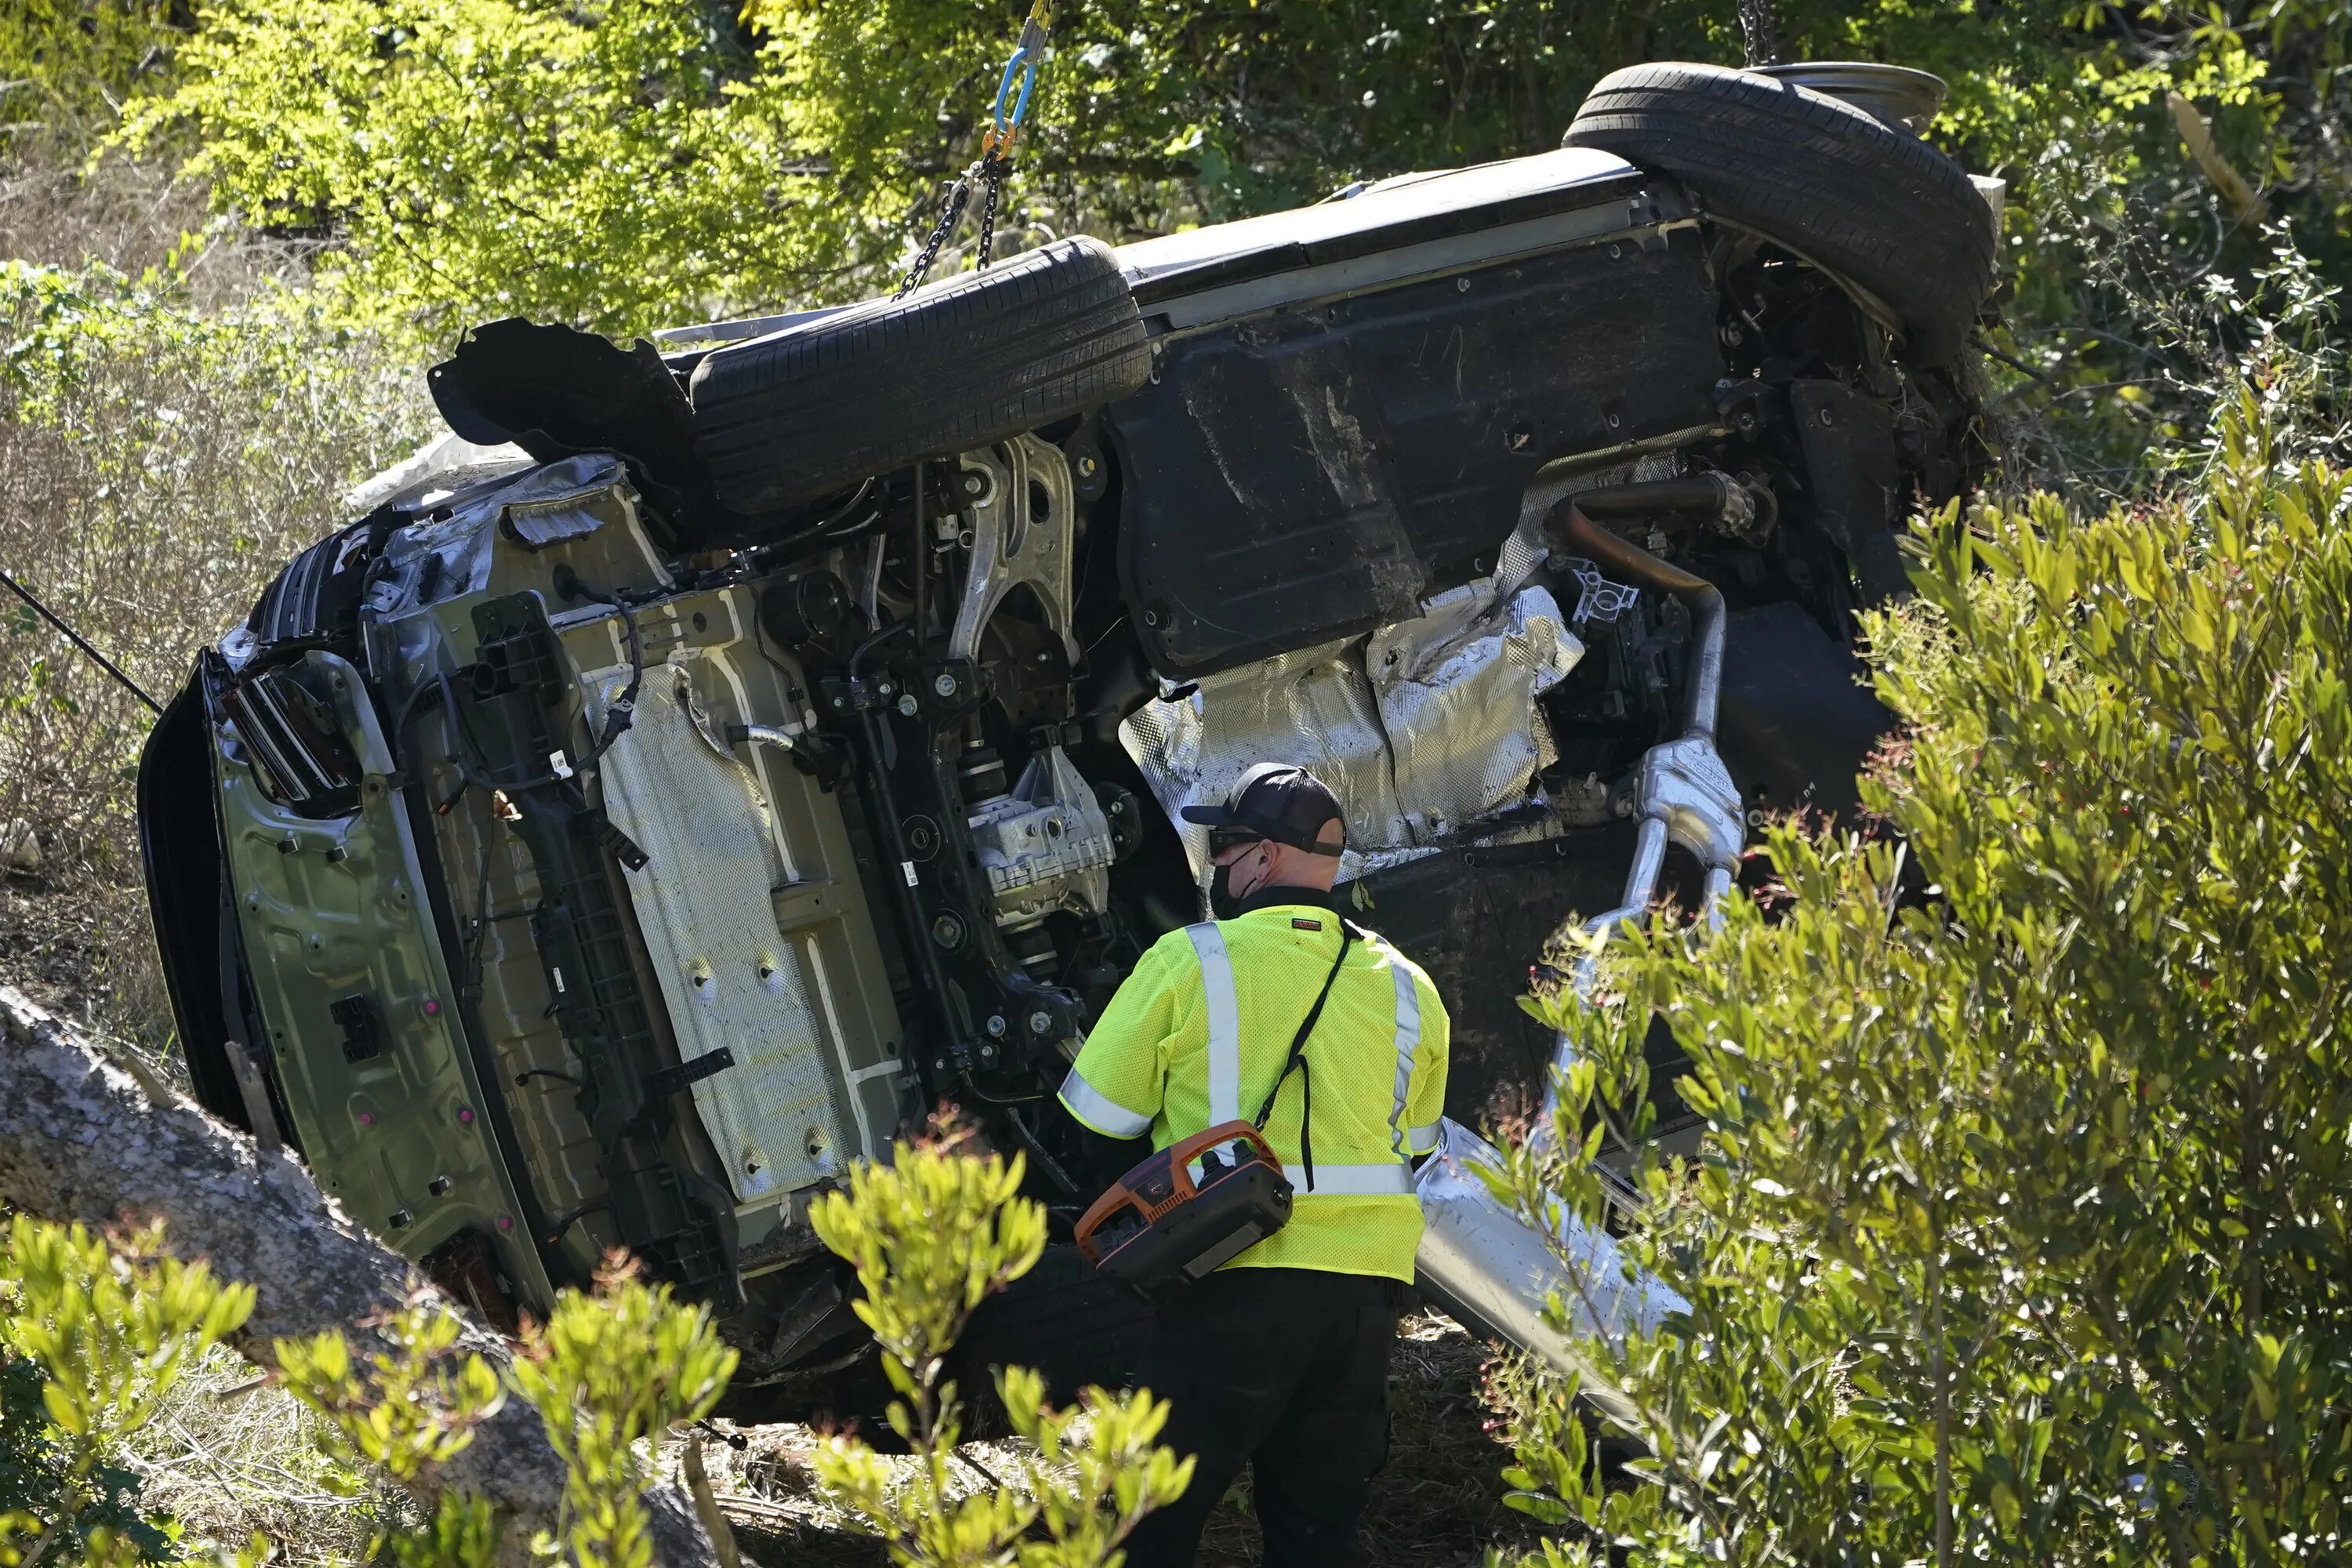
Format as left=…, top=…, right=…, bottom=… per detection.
left=136, top=63, right=1996, bottom=1407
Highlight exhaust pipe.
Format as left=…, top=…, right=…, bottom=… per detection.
left=1410, top=478, right=1751, bottom=1411
left=1414, top=1119, right=1684, bottom=1425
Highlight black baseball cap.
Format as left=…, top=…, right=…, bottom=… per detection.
left=1181, top=763, right=1345, bottom=855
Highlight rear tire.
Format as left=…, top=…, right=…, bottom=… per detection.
left=953, top=1244, right=1156, bottom=1416
left=690, top=238, right=1152, bottom=514
left=1563, top=61, right=1995, bottom=365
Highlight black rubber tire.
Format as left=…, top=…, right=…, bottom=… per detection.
left=690, top=237, right=1152, bottom=514
left=1563, top=61, right=1995, bottom=365
left=952, top=1244, right=1156, bottom=1416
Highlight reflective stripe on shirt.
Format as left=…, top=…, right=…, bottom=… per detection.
left=1387, top=960, right=1423, bottom=1158
left=1058, top=1066, right=1152, bottom=1138
left=1185, top=917, right=1414, bottom=1194
left=1189, top=922, right=1242, bottom=1124
left=1406, top=1120, right=1442, bottom=1156
left=1294, top=1162, right=1416, bottom=1196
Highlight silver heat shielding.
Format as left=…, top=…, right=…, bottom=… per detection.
left=1119, top=583, right=1583, bottom=886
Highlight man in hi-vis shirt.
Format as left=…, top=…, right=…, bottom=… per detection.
left=1058, top=764, right=1450, bottom=1567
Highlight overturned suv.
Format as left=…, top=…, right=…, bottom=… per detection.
left=138, top=64, right=1996, bottom=1407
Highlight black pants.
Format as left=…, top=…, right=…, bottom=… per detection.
left=1121, top=1267, right=1403, bottom=1568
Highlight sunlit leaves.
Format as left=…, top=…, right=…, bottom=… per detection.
left=103, top=0, right=2350, bottom=351
left=0, top=1217, right=252, bottom=1566
left=271, top=1292, right=506, bottom=1567
left=123, top=0, right=810, bottom=338
left=1488, top=390, right=2352, bottom=1563
left=807, top=1135, right=1189, bottom=1566
left=508, top=1258, right=738, bottom=1568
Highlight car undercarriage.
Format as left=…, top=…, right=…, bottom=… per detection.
left=136, top=63, right=1996, bottom=1414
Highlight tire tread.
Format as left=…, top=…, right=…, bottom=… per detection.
left=1564, top=63, right=1994, bottom=363
left=691, top=238, right=1150, bottom=512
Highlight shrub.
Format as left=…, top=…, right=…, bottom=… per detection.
left=506, top=1260, right=736, bottom=1568
left=807, top=1132, right=1193, bottom=1567
left=118, top=0, right=809, bottom=339
left=2, top=1140, right=1192, bottom=1567
left=0, top=1216, right=254, bottom=1566
left=271, top=1295, right=508, bottom=1568
left=0, top=2, right=181, bottom=158
left=1485, top=389, right=2352, bottom=1563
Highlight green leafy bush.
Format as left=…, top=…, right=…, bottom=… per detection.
left=119, top=0, right=806, bottom=338
left=0, top=2, right=180, bottom=155
left=1, top=1145, right=1192, bottom=1567
left=0, top=1219, right=736, bottom=1568
left=272, top=1295, right=508, bottom=1568
left=0, top=1218, right=254, bottom=1566
left=808, top=1134, right=1193, bottom=1566
left=507, top=1260, right=736, bottom=1568
left=112, top=0, right=2352, bottom=343
left=1486, top=388, right=2352, bottom=1563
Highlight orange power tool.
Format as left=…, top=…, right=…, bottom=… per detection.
left=1073, top=1121, right=1293, bottom=1290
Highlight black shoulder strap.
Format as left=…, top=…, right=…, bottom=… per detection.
left=1251, top=920, right=1360, bottom=1192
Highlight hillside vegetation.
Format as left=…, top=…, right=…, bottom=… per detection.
left=3, top=2, right=2350, bottom=1564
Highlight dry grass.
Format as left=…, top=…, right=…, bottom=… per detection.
left=119, top=1344, right=419, bottom=1565
left=2, top=139, right=432, bottom=1055
left=694, top=1310, right=1540, bottom=1568
left=0, top=151, right=318, bottom=314
left=0, top=871, right=173, bottom=1081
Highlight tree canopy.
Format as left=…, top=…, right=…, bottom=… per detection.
left=75, top=0, right=2350, bottom=354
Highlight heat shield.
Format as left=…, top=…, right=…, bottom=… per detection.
left=1121, top=583, right=1581, bottom=881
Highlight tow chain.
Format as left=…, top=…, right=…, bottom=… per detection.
left=894, top=0, right=1054, bottom=299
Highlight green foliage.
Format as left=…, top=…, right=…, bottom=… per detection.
left=271, top=1295, right=506, bottom=1568
left=744, top=0, right=1730, bottom=272
left=0, top=1218, right=255, bottom=1567
left=507, top=1258, right=736, bottom=1568
left=0, top=2, right=180, bottom=152
left=102, top=0, right=2352, bottom=349
left=0, top=1157, right=1171, bottom=1568
left=0, top=258, right=374, bottom=420
left=119, top=0, right=807, bottom=339
left=274, top=1298, right=505, bottom=1486
left=0, top=1220, right=735, bottom=1568
left=808, top=1135, right=1192, bottom=1566
left=812, top=1131, right=1047, bottom=1393
left=1486, top=389, right=2352, bottom=1562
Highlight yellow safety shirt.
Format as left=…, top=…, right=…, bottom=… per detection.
left=1059, top=902, right=1450, bottom=1283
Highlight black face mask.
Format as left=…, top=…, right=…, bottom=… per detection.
left=1209, top=860, right=1245, bottom=921
left=1208, top=844, right=1269, bottom=920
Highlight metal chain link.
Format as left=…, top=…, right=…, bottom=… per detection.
left=972, top=153, right=1013, bottom=270
left=892, top=150, right=1016, bottom=300
left=892, top=0, right=1051, bottom=299
left=1736, top=0, right=1784, bottom=66
left=894, top=168, right=978, bottom=299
